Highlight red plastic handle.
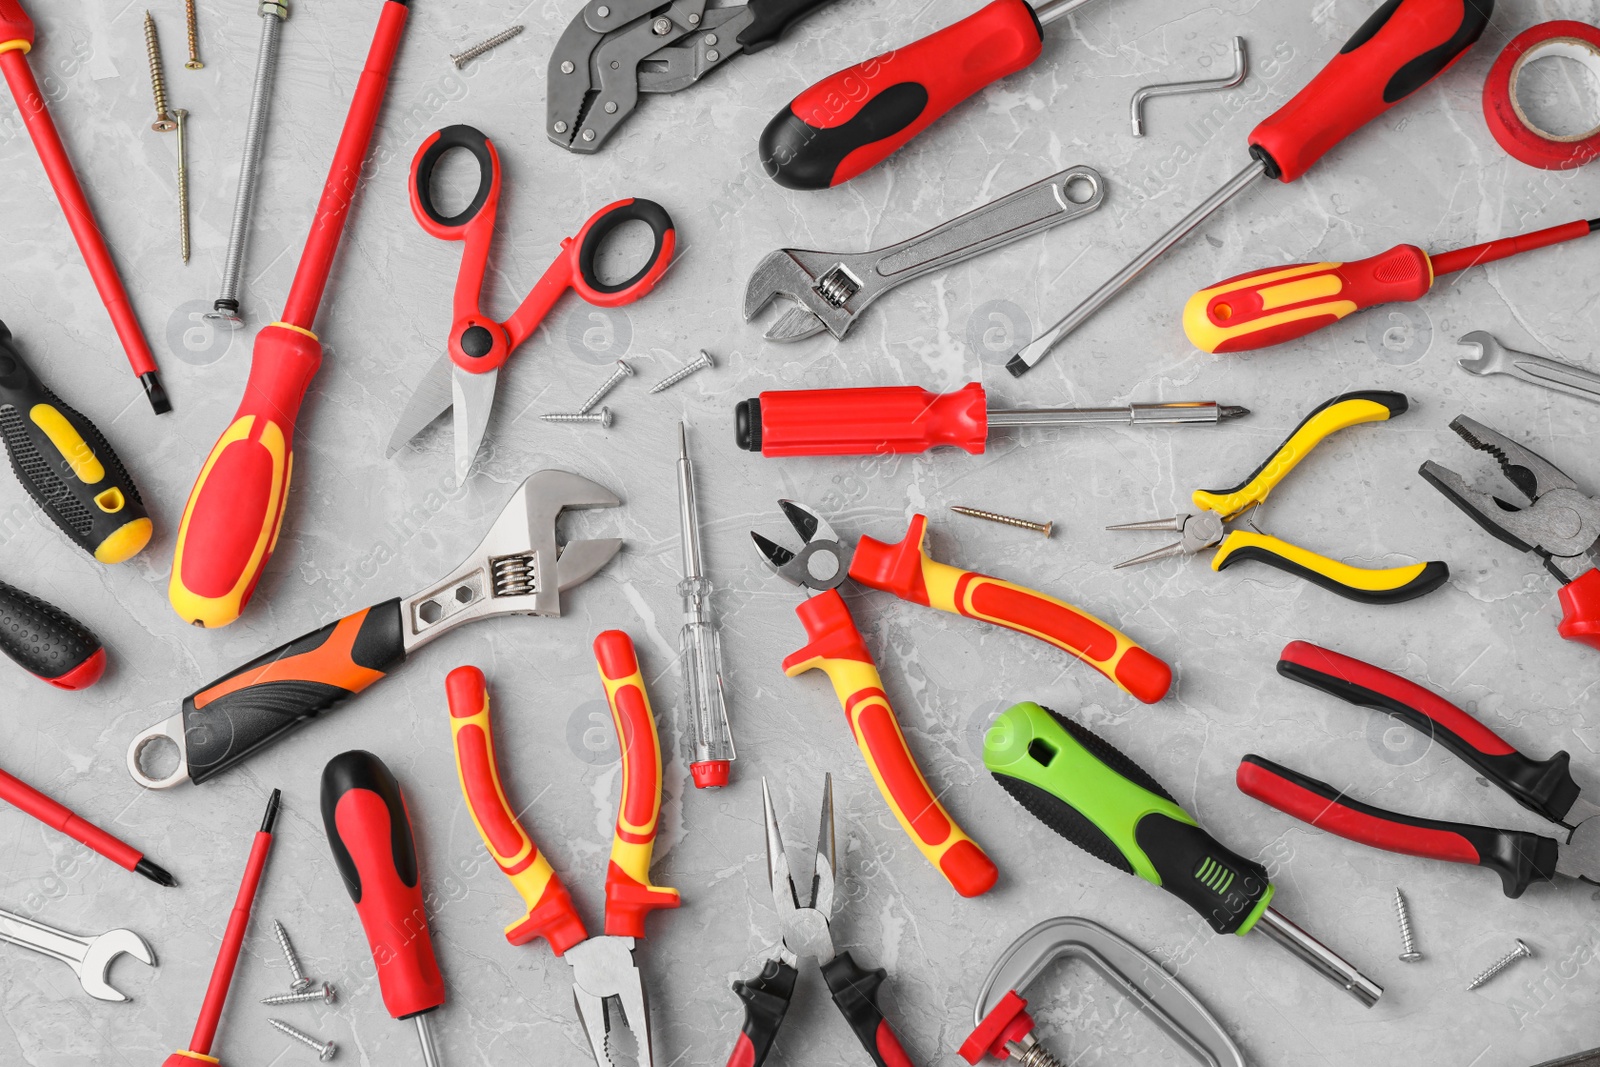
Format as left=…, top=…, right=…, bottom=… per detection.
left=1248, top=0, right=1490, bottom=183
left=760, top=0, right=1043, bottom=189
left=1430, top=218, right=1596, bottom=276
left=740, top=383, right=988, bottom=456
left=0, top=0, right=34, bottom=45
left=0, top=766, right=139, bottom=870
left=1558, top=568, right=1600, bottom=651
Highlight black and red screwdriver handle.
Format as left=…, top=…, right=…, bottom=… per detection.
left=320, top=750, right=446, bottom=1020
left=0, top=577, right=104, bottom=690
left=1248, top=0, right=1492, bottom=182
left=1237, top=754, right=1559, bottom=899
left=1277, top=640, right=1586, bottom=826
left=727, top=955, right=915, bottom=1067
left=760, top=0, right=1045, bottom=189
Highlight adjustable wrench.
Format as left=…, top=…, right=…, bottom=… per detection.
left=744, top=165, right=1104, bottom=342
left=0, top=906, right=155, bottom=1002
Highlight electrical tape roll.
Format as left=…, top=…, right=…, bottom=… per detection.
left=1483, top=21, right=1600, bottom=170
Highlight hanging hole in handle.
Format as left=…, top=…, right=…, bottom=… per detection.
left=575, top=199, right=675, bottom=297
left=413, top=124, right=498, bottom=229
left=1064, top=174, right=1098, bottom=205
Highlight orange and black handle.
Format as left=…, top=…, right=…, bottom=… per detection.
left=176, top=599, right=407, bottom=784
left=1184, top=218, right=1597, bottom=354
left=593, top=630, right=681, bottom=937
left=0, top=321, right=150, bottom=562
left=0, top=577, right=103, bottom=690
left=783, top=590, right=998, bottom=897
left=760, top=0, right=1044, bottom=189
left=446, top=665, right=588, bottom=955
left=850, top=514, right=1172, bottom=704
left=1248, top=0, right=1491, bottom=184
left=321, top=750, right=447, bottom=1020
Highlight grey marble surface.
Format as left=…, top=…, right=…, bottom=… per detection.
left=2, top=0, right=1599, bottom=1064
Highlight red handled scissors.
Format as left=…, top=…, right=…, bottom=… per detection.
left=387, top=124, right=675, bottom=482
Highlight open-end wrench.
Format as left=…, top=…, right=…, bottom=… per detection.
left=1457, top=330, right=1600, bottom=406
left=744, top=165, right=1104, bottom=342
left=0, top=906, right=155, bottom=1002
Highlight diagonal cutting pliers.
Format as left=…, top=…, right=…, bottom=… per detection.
left=726, top=776, right=916, bottom=1067
left=1109, top=390, right=1449, bottom=603
left=1420, top=415, right=1600, bottom=650
left=1239, top=640, right=1600, bottom=899
left=444, top=632, right=679, bottom=1067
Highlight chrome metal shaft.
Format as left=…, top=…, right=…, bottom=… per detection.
left=986, top=401, right=1246, bottom=428
left=416, top=1013, right=442, bottom=1067
left=1255, top=906, right=1382, bottom=1007
left=1031, top=0, right=1104, bottom=27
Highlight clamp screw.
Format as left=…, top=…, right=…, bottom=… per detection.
left=1467, top=939, right=1533, bottom=990
left=651, top=16, right=672, bottom=34
left=262, top=982, right=337, bottom=1006
left=269, top=1019, right=337, bottom=1061
left=272, top=920, right=315, bottom=993
left=542, top=408, right=614, bottom=428
left=1393, top=888, right=1422, bottom=963
left=650, top=350, right=715, bottom=394
left=143, top=11, right=178, bottom=132
left=950, top=505, right=1053, bottom=538
left=577, top=360, right=633, bottom=413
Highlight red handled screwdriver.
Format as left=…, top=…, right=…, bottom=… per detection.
left=0, top=764, right=173, bottom=884
left=321, top=751, right=447, bottom=1065
left=1007, top=0, right=1494, bottom=377
left=735, top=382, right=1247, bottom=456
left=1185, top=215, right=1600, bottom=353
left=761, top=0, right=1098, bottom=189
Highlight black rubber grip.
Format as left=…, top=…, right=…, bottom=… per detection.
left=1134, top=812, right=1271, bottom=934
left=1199, top=391, right=1408, bottom=500
left=729, top=958, right=797, bottom=1067
left=1215, top=545, right=1449, bottom=604
left=1340, top=0, right=1492, bottom=103
left=0, top=577, right=101, bottom=684
left=738, top=0, right=839, bottom=53
left=322, top=749, right=420, bottom=903
left=412, top=124, right=496, bottom=229
left=760, top=85, right=930, bottom=191
left=735, top=398, right=761, bottom=452
left=820, top=951, right=914, bottom=1067
left=180, top=599, right=407, bottom=784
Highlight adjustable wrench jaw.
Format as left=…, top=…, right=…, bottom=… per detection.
left=401, top=470, right=623, bottom=653
left=744, top=249, right=879, bottom=342
left=750, top=500, right=851, bottom=594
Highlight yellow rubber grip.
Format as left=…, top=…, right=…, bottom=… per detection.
left=1182, top=262, right=1356, bottom=353
left=1213, top=530, right=1446, bottom=604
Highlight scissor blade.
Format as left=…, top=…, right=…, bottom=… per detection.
left=451, top=366, right=500, bottom=484
left=387, top=356, right=454, bottom=458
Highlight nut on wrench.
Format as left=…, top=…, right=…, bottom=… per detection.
left=0, top=906, right=156, bottom=1002
left=1457, top=330, right=1600, bottom=405
left=744, top=166, right=1105, bottom=343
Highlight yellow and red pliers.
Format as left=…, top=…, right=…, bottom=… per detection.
left=1109, top=390, right=1448, bottom=604
left=445, top=631, right=678, bottom=1067
left=752, top=500, right=1172, bottom=899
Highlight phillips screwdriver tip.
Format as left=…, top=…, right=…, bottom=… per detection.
left=260, top=788, right=282, bottom=834
left=1220, top=405, right=1251, bottom=421
left=135, top=858, right=177, bottom=887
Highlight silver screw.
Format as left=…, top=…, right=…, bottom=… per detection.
left=651, top=16, right=672, bottom=34
left=263, top=982, right=337, bottom=1006
left=559, top=60, right=574, bottom=74
left=649, top=350, right=714, bottom=394
left=450, top=24, right=524, bottom=68
left=950, top=505, right=1053, bottom=538
left=269, top=1019, right=337, bottom=1061
left=273, top=920, right=314, bottom=992
left=144, top=11, right=178, bottom=132
left=577, top=360, right=633, bottom=413
left=1467, top=939, right=1533, bottom=990
left=175, top=109, right=191, bottom=264
left=542, top=408, right=613, bottom=428
left=1393, top=888, right=1422, bottom=962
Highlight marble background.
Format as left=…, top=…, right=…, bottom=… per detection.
left=2, top=0, right=1599, bottom=1064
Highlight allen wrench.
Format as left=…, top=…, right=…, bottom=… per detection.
left=1132, top=37, right=1249, bottom=137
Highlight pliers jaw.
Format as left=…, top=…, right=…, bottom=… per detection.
left=751, top=500, right=851, bottom=593
left=1106, top=511, right=1225, bottom=569
left=1421, top=416, right=1600, bottom=584
left=762, top=776, right=837, bottom=966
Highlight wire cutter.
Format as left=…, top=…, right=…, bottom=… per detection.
left=1109, top=390, right=1449, bottom=604
left=387, top=125, right=675, bottom=483
left=726, top=776, right=914, bottom=1067
left=1239, top=640, right=1600, bottom=899
left=444, top=633, right=680, bottom=1067
left=1420, top=415, right=1600, bottom=651
left=547, top=0, right=840, bottom=154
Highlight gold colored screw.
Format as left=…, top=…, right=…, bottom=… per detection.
left=183, top=0, right=203, bottom=69
left=143, top=12, right=177, bottom=131
left=175, top=109, right=191, bottom=263
left=950, top=505, right=1054, bottom=538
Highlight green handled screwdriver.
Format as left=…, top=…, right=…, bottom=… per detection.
left=984, top=701, right=1382, bottom=1007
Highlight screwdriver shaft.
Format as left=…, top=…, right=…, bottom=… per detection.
left=987, top=401, right=1248, bottom=428
left=1254, top=906, right=1382, bottom=1007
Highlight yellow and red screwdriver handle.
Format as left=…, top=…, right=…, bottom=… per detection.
left=783, top=590, right=998, bottom=898
left=1192, top=392, right=1446, bottom=603
left=446, top=665, right=588, bottom=954
left=1185, top=217, right=1599, bottom=353
left=169, top=0, right=410, bottom=629
left=851, top=514, right=1172, bottom=705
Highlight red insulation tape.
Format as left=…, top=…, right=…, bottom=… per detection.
left=1483, top=20, right=1600, bottom=170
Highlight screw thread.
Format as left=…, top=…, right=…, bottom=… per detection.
left=452, top=25, right=524, bottom=67
left=950, top=505, right=1052, bottom=536
left=649, top=350, right=715, bottom=394
left=212, top=2, right=286, bottom=318
left=542, top=408, right=612, bottom=427
left=143, top=12, right=175, bottom=129
left=1393, top=888, right=1420, bottom=960
left=176, top=110, right=190, bottom=264
left=273, top=920, right=312, bottom=989
left=1468, top=940, right=1531, bottom=990
left=184, top=0, right=203, bottom=67
left=262, top=982, right=336, bottom=1005
left=1010, top=1037, right=1065, bottom=1067
left=268, top=1018, right=336, bottom=1060
left=577, top=361, right=632, bottom=413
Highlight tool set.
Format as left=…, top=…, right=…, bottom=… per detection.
left=736, top=381, right=1246, bottom=456
left=7, top=0, right=1600, bottom=1061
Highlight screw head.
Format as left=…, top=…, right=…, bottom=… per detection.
left=185, top=60, right=204, bottom=70
left=615, top=359, right=634, bottom=377
left=152, top=117, right=178, bottom=132
left=651, top=16, right=671, bottom=34
left=553, top=120, right=569, bottom=134
left=706, top=48, right=720, bottom=63
left=559, top=59, right=574, bottom=74
left=581, top=129, right=595, bottom=142
left=604, top=101, right=617, bottom=114
left=704, top=33, right=718, bottom=45
left=687, top=11, right=700, bottom=23
left=595, top=407, right=613, bottom=429
left=318, top=1040, right=337, bottom=1062
left=290, top=976, right=313, bottom=993
left=1513, top=939, right=1533, bottom=959
left=596, top=5, right=609, bottom=16
left=1399, top=951, right=1423, bottom=963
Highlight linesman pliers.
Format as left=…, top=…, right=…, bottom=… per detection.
left=726, top=777, right=915, bottom=1067
left=1420, top=415, right=1600, bottom=651
left=1109, top=390, right=1449, bottom=604
left=1239, top=640, right=1600, bottom=899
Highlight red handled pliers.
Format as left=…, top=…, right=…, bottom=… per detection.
left=1238, top=640, right=1600, bottom=899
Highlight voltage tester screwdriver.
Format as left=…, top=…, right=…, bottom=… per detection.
left=1007, top=0, right=1495, bottom=377
left=985, top=701, right=1383, bottom=1006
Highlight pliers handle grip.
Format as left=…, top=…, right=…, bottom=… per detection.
left=727, top=954, right=914, bottom=1067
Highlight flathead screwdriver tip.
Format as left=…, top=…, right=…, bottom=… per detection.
left=260, top=788, right=282, bottom=833
left=135, top=858, right=177, bottom=887
left=1220, top=405, right=1250, bottom=421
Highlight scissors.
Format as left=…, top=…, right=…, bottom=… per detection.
left=387, top=124, right=675, bottom=482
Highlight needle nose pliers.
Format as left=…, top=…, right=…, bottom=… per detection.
left=1240, top=640, right=1600, bottom=898
left=1109, top=390, right=1449, bottom=603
